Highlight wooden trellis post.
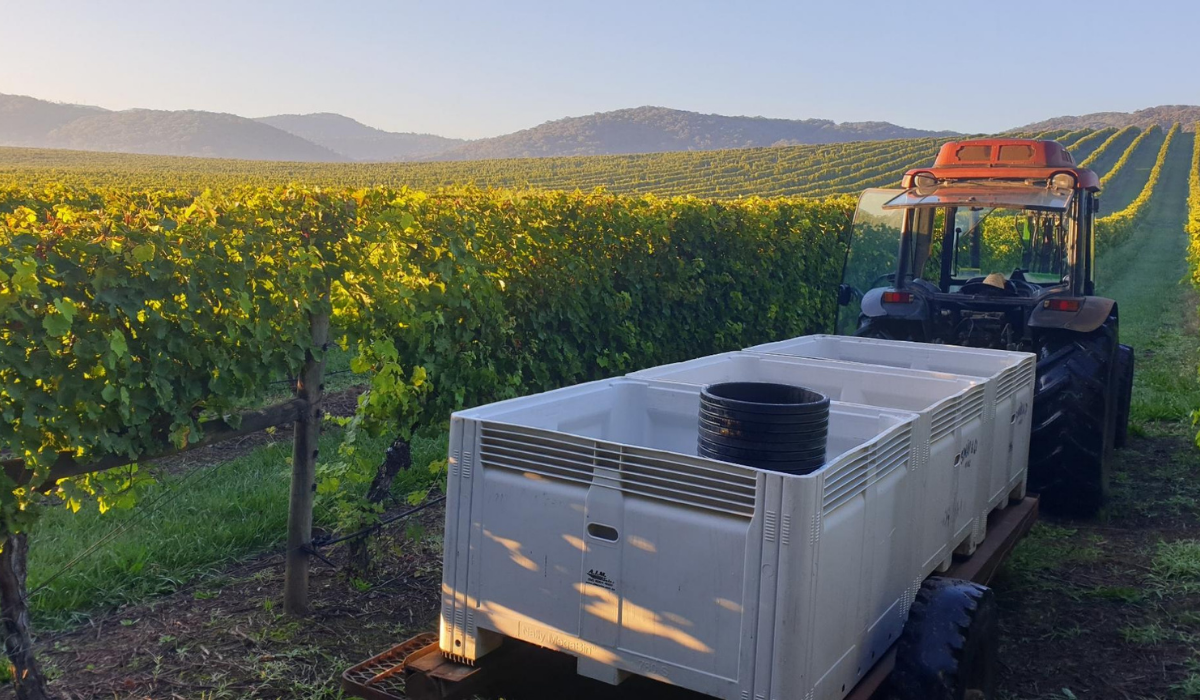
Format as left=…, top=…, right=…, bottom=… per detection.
left=284, top=288, right=330, bottom=615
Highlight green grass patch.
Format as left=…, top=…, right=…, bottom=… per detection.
left=28, top=426, right=449, bottom=628
left=1127, top=304, right=1200, bottom=424
left=998, top=524, right=1101, bottom=590
left=1102, top=128, right=1167, bottom=213
left=1177, top=610, right=1200, bottom=627
left=1120, top=621, right=1171, bottom=645
left=1150, top=540, right=1200, bottom=594
left=1092, top=130, right=1200, bottom=426
left=1085, top=585, right=1147, bottom=605
left=1174, top=673, right=1200, bottom=697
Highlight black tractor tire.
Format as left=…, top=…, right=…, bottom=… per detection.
left=892, top=577, right=998, bottom=700
left=1029, top=318, right=1118, bottom=516
left=1114, top=344, right=1134, bottom=449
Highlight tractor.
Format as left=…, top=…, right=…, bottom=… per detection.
left=837, top=138, right=1134, bottom=514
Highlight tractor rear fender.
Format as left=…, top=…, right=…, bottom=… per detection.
left=861, top=287, right=929, bottom=321
left=1028, top=296, right=1117, bottom=334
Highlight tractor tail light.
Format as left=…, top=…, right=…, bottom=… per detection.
left=1043, top=298, right=1081, bottom=312
left=881, top=291, right=914, bottom=304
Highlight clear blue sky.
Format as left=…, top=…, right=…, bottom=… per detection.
left=1, top=0, right=1194, bottom=139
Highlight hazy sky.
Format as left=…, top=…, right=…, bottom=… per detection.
left=1, top=0, right=1195, bottom=139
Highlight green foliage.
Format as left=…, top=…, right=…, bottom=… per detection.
left=1189, top=125, right=1200, bottom=298
left=0, top=184, right=853, bottom=534
left=1186, top=126, right=1200, bottom=443
left=0, top=186, right=348, bottom=529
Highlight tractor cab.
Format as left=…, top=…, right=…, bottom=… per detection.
left=838, top=139, right=1107, bottom=349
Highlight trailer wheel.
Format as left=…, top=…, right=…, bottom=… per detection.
left=1028, top=319, right=1117, bottom=515
left=1114, top=344, right=1134, bottom=449
left=892, top=577, right=997, bottom=700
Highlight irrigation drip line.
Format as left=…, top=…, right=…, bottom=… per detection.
left=301, top=544, right=339, bottom=570
left=313, top=496, right=447, bottom=549
left=269, top=368, right=356, bottom=386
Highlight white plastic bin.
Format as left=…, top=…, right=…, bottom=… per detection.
left=440, top=377, right=920, bottom=700
left=747, top=334, right=1036, bottom=545
left=629, top=351, right=987, bottom=568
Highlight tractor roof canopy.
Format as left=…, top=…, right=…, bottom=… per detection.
left=902, top=138, right=1100, bottom=190
left=883, top=182, right=1073, bottom=212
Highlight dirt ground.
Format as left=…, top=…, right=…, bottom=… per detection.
left=10, top=503, right=444, bottom=700
left=992, top=426, right=1200, bottom=700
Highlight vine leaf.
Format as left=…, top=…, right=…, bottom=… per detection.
left=108, top=331, right=129, bottom=358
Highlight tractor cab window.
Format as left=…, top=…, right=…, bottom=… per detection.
left=1018, top=212, right=1071, bottom=283
left=951, top=207, right=991, bottom=281
left=838, top=189, right=907, bottom=333
left=948, top=207, right=1071, bottom=289
left=885, top=183, right=1076, bottom=294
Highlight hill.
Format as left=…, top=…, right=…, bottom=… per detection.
left=43, top=109, right=347, bottom=161
left=1018, top=105, right=1200, bottom=133
left=0, top=95, right=953, bottom=163
left=0, top=94, right=109, bottom=147
left=255, top=112, right=467, bottom=161
left=0, top=94, right=348, bottom=161
left=436, top=106, right=955, bottom=160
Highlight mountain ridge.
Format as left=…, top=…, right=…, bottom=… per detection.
left=433, top=106, right=956, bottom=160
left=0, top=93, right=958, bottom=163
left=44, top=108, right=348, bottom=161
left=1018, top=105, right=1200, bottom=133
left=8, top=92, right=1192, bottom=164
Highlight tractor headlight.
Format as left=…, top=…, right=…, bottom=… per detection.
left=1051, top=172, right=1077, bottom=190
left=913, top=172, right=938, bottom=191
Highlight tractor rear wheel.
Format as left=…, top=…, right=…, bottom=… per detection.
left=1029, top=319, right=1118, bottom=515
left=1114, top=344, right=1134, bottom=449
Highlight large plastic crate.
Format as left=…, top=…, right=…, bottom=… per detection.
left=746, top=334, right=1036, bottom=547
left=629, top=350, right=987, bottom=569
left=440, top=377, right=925, bottom=700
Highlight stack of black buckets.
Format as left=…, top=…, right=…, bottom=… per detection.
left=698, top=382, right=830, bottom=474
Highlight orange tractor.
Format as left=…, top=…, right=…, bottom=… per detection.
left=839, top=138, right=1133, bottom=514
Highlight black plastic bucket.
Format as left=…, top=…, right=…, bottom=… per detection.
left=698, top=382, right=830, bottom=474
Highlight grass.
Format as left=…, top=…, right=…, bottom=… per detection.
left=1176, top=672, right=1200, bottom=697
left=996, top=523, right=1101, bottom=591
left=1085, top=585, right=1147, bottom=604
left=27, top=424, right=449, bottom=628
left=1095, top=131, right=1200, bottom=425
left=1121, top=621, right=1172, bottom=645
left=1102, top=127, right=1168, bottom=213
left=1151, top=540, right=1200, bottom=592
